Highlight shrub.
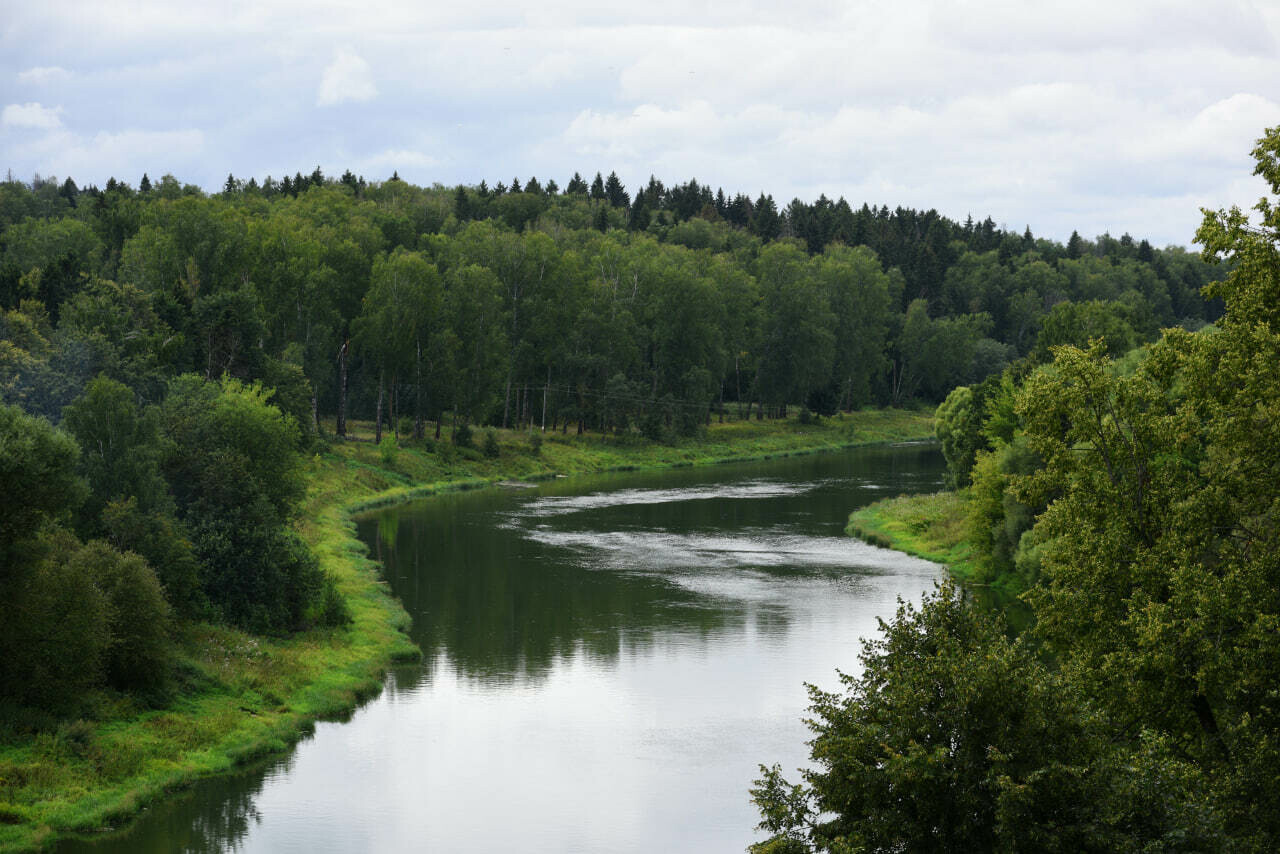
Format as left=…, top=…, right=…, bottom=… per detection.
left=71, top=540, right=172, bottom=693
left=453, top=422, right=473, bottom=448
left=4, top=534, right=110, bottom=712
left=483, top=429, right=500, bottom=458
left=378, top=434, right=399, bottom=467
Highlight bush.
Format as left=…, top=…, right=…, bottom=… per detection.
left=483, top=429, right=500, bottom=459
left=101, top=497, right=202, bottom=618
left=528, top=431, right=543, bottom=456
left=314, top=576, right=351, bottom=628
left=378, top=434, right=399, bottom=467
left=453, top=422, right=473, bottom=448
left=4, top=534, right=110, bottom=712
left=71, top=540, right=172, bottom=693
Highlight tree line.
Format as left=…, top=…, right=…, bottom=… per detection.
left=751, top=127, right=1280, bottom=852
left=2, top=165, right=1223, bottom=446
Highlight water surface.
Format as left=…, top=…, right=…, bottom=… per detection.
left=60, top=443, right=945, bottom=853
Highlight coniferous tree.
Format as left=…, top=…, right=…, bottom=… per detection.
left=565, top=172, right=587, bottom=194
left=455, top=185, right=471, bottom=221
left=1067, top=229, right=1084, bottom=259
left=139, top=173, right=152, bottom=193
left=604, top=171, right=629, bottom=208
left=590, top=172, right=606, bottom=200
left=751, top=194, right=781, bottom=240
left=59, top=177, right=78, bottom=206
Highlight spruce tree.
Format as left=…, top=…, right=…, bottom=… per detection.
left=604, top=171, right=629, bottom=208
left=1067, top=229, right=1084, bottom=259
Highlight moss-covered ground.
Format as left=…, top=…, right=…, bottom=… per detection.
left=0, top=408, right=934, bottom=852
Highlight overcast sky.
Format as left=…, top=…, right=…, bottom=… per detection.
left=2, top=0, right=1278, bottom=246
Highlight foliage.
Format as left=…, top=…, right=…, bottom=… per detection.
left=933, top=385, right=982, bottom=487
left=788, top=126, right=1280, bottom=851
left=751, top=583, right=1111, bottom=853
left=2, top=531, right=111, bottom=712
left=0, top=402, right=86, bottom=564
left=66, top=540, right=172, bottom=693
left=160, top=375, right=335, bottom=634
left=62, top=375, right=171, bottom=531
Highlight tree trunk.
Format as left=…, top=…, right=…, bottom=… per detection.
left=390, top=377, right=398, bottom=439
left=502, top=370, right=513, bottom=428
left=336, top=337, right=349, bottom=437
left=375, top=371, right=384, bottom=444
left=414, top=337, right=424, bottom=440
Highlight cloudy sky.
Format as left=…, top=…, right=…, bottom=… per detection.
left=2, top=0, right=1278, bottom=246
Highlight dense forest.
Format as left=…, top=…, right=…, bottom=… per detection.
left=752, top=128, right=1280, bottom=852
left=0, top=162, right=1225, bottom=750
left=3, top=165, right=1222, bottom=440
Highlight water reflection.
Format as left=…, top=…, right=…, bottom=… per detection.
left=59, top=443, right=948, bottom=854
left=368, top=446, right=945, bottom=685
left=57, top=756, right=288, bottom=854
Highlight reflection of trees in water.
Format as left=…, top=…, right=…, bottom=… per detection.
left=367, top=498, right=786, bottom=687
left=362, top=445, right=947, bottom=688
left=184, top=782, right=263, bottom=853
left=55, top=755, right=292, bottom=854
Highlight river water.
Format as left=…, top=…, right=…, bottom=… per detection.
left=59, top=442, right=946, bottom=853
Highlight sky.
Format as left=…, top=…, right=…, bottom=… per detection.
left=2, top=0, right=1279, bottom=247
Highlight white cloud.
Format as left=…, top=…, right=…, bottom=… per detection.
left=357, top=148, right=439, bottom=173
left=17, top=66, right=73, bottom=85
left=2, top=0, right=1279, bottom=244
left=317, top=48, right=377, bottom=107
left=2, top=102, right=65, bottom=130
left=7, top=127, right=205, bottom=184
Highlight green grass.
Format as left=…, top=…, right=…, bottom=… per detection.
left=0, top=408, right=934, bottom=852
left=847, top=490, right=976, bottom=579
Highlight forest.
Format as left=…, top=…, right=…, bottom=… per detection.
left=751, top=128, right=1280, bottom=852
left=0, top=153, right=1230, bottom=835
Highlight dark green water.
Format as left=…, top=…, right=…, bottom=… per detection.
left=59, top=443, right=946, bottom=853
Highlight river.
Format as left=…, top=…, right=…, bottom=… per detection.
left=58, top=442, right=946, bottom=853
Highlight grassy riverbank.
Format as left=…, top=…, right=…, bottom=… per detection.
left=0, top=408, right=933, bottom=852
left=846, top=490, right=975, bottom=579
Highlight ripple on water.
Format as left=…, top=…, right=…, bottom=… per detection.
left=509, top=479, right=818, bottom=519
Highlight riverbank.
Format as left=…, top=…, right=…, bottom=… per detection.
left=846, top=490, right=975, bottom=579
left=1, top=409, right=934, bottom=852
